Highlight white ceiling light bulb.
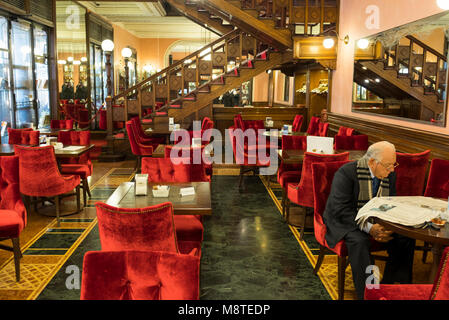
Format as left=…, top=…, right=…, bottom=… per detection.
left=437, top=0, right=449, bottom=10
left=121, top=47, right=132, bottom=59
left=67, top=56, right=74, bottom=62
left=101, top=39, right=114, bottom=52
left=322, top=38, right=335, bottom=49
left=357, top=39, right=370, bottom=49
left=81, top=57, right=88, bottom=62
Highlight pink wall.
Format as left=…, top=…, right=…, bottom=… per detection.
left=332, top=0, right=448, bottom=134
left=139, top=38, right=181, bottom=70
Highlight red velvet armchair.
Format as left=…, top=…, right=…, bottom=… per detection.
left=164, top=145, right=212, bottom=180
left=173, top=117, right=214, bottom=146
left=277, top=135, right=307, bottom=216
left=306, top=116, right=320, bottom=135
left=15, top=145, right=81, bottom=227
left=130, top=117, right=165, bottom=145
left=336, top=126, right=355, bottom=136
left=286, top=152, right=350, bottom=239
left=50, top=120, right=74, bottom=129
left=334, top=135, right=369, bottom=150
left=7, top=128, right=39, bottom=145
left=365, top=246, right=449, bottom=300
left=318, top=122, right=329, bottom=137
left=0, top=156, right=27, bottom=282
left=424, top=158, right=449, bottom=199
left=395, top=150, right=430, bottom=196
left=80, top=250, right=200, bottom=300
left=95, top=201, right=202, bottom=256
left=141, top=157, right=205, bottom=240
left=292, top=115, right=304, bottom=132
left=234, top=113, right=265, bottom=132
left=126, top=120, right=156, bottom=171
left=57, top=130, right=93, bottom=207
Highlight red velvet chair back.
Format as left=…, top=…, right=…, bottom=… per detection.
left=7, top=128, right=32, bottom=145
left=0, top=155, right=27, bottom=234
left=294, top=152, right=350, bottom=208
left=395, top=150, right=430, bottom=196
left=292, top=115, right=304, bottom=132
left=334, top=135, right=369, bottom=150
left=141, top=157, right=209, bottom=182
left=318, top=122, right=329, bottom=137
left=312, top=161, right=351, bottom=251
left=336, top=126, right=355, bottom=136
left=51, top=120, right=74, bottom=129
left=234, top=114, right=245, bottom=130
left=306, top=116, right=320, bottom=135
left=424, top=158, right=449, bottom=199
left=80, top=250, right=200, bottom=300
left=201, top=117, right=212, bottom=131
left=95, top=201, right=179, bottom=253
left=281, top=135, right=307, bottom=151
left=126, top=120, right=144, bottom=156
left=57, top=130, right=91, bottom=170
left=15, top=145, right=78, bottom=197
left=7, top=128, right=39, bottom=145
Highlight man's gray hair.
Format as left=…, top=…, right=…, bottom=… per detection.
left=363, top=141, right=396, bottom=162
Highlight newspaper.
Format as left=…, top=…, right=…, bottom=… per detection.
left=355, top=196, right=448, bottom=228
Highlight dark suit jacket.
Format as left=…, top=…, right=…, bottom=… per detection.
left=323, top=161, right=396, bottom=248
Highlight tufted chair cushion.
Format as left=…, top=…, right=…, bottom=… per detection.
left=95, top=201, right=202, bottom=254
left=424, top=158, right=449, bottom=199
left=8, top=128, right=39, bottom=145
left=141, top=157, right=209, bottom=183
left=14, top=145, right=80, bottom=197
left=0, top=156, right=27, bottom=238
left=80, top=250, right=200, bottom=300
left=51, top=120, right=74, bottom=129
left=7, top=128, right=32, bottom=145
left=334, top=135, right=369, bottom=151
left=292, top=115, right=304, bottom=132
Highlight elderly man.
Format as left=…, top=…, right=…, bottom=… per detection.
left=323, top=141, right=415, bottom=300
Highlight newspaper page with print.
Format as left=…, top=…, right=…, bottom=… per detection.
left=355, top=196, right=448, bottom=228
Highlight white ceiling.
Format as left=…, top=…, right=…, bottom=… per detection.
left=78, top=1, right=219, bottom=40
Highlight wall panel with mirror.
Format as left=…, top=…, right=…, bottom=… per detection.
left=352, top=11, right=449, bottom=127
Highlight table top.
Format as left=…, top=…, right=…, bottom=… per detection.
left=145, top=123, right=190, bottom=136
left=152, top=144, right=213, bottom=158
left=106, top=181, right=212, bottom=215
left=0, top=144, right=94, bottom=158
left=263, top=130, right=307, bottom=138
left=277, top=149, right=365, bottom=164
left=39, top=128, right=72, bottom=136
left=374, top=217, right=449, bottom=246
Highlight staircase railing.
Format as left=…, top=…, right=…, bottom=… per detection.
left=383, top=35, right=447, bottom=101
left=238, top=0, right=339, bottom=33
left=110, top=28, right=270, bottom=122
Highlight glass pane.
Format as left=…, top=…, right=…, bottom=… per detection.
left=90, top=43, right=95, bottom=105
left=0, top=16, right=12, bottom=142
left=34, top=25, right=50, bottom=128
left=94, top=45, right=103, bottom=109
left=11, top=20, right=34, bottom=128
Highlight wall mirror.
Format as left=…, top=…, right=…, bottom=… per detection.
left=352, top=11, right=449, bottom=127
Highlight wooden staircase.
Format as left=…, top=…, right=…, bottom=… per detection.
left=110, top=29, right=284, bottom=124
left=358, top=35, right=447, bottom=117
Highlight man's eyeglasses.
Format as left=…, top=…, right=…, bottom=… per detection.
left=377, top=161, right=399, bottom=170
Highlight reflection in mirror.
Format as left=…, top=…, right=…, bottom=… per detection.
left=352, top=11, right=449, bottom=127
left=56, top=1, right=87, bottom=102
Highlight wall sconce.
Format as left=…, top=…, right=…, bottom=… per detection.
left=322, top=31, right=349, bottom=49
left=121, top=47, right=133, bottom=90
left=437, top=0, right=449, bottom=10
left=101, top=39, right=114, bottom=97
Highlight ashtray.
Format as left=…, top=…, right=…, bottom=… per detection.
left=152, top=185, right=170, bottom=197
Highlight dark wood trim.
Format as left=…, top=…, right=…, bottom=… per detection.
left=0, top=2, right=26, bottom=15
left=327, top=112, right=449, bottom=160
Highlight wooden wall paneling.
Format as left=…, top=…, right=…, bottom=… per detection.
left=327, top=112, right=449, bottom=160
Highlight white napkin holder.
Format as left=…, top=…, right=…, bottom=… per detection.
left=180, top=187, right=195, bottom=197
left=288, top=125, right=293, bottom=133
left=135, top=174, right=148, bottom=196
left=192, top=138, right=202, bottom=147
left=265, top=117, right=273, bottom=128
left=152, top=185, right=170, bottom=197
left=47, top=137, right=57, bottom=146
left=169, top=117, right=174, bottom=125
left=53, top=142, right=63, bottom=150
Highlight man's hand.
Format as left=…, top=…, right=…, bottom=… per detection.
left=370, top=224, right=393, bottom=242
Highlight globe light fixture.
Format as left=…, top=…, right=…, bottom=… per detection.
left=437, top=0, right=449, bottom=10
left=357, top=38, right=370, bottom=49
left=101, top=39, right=114, bottom=52
left=121, top=47, right=132, bottom=59
left=322, top=37, right=335, bottom=49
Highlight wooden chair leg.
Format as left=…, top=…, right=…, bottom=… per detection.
left=12, top=238, right=21, bottom=282
left=314, top=245, right=326, bottom=275
left=85, top=178, right=91, bottom=197
left=300, top=207, right=307, bottom=240
left=76, top=185, right=81, bottom=213
left=422, top=242, right=430, bottom=263
left=55, top=195, right=60, bottom=227
left=82, top=179, right=88, bottom=207
left=338, top=256, right=347, bottom=300
left=134, top=156, right=139, bottom=172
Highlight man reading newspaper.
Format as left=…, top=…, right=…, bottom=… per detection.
left=323, top=141, right=415, bottom=300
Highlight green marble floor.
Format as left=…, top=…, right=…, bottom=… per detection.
left=36, top=175, right=331, bottom=300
